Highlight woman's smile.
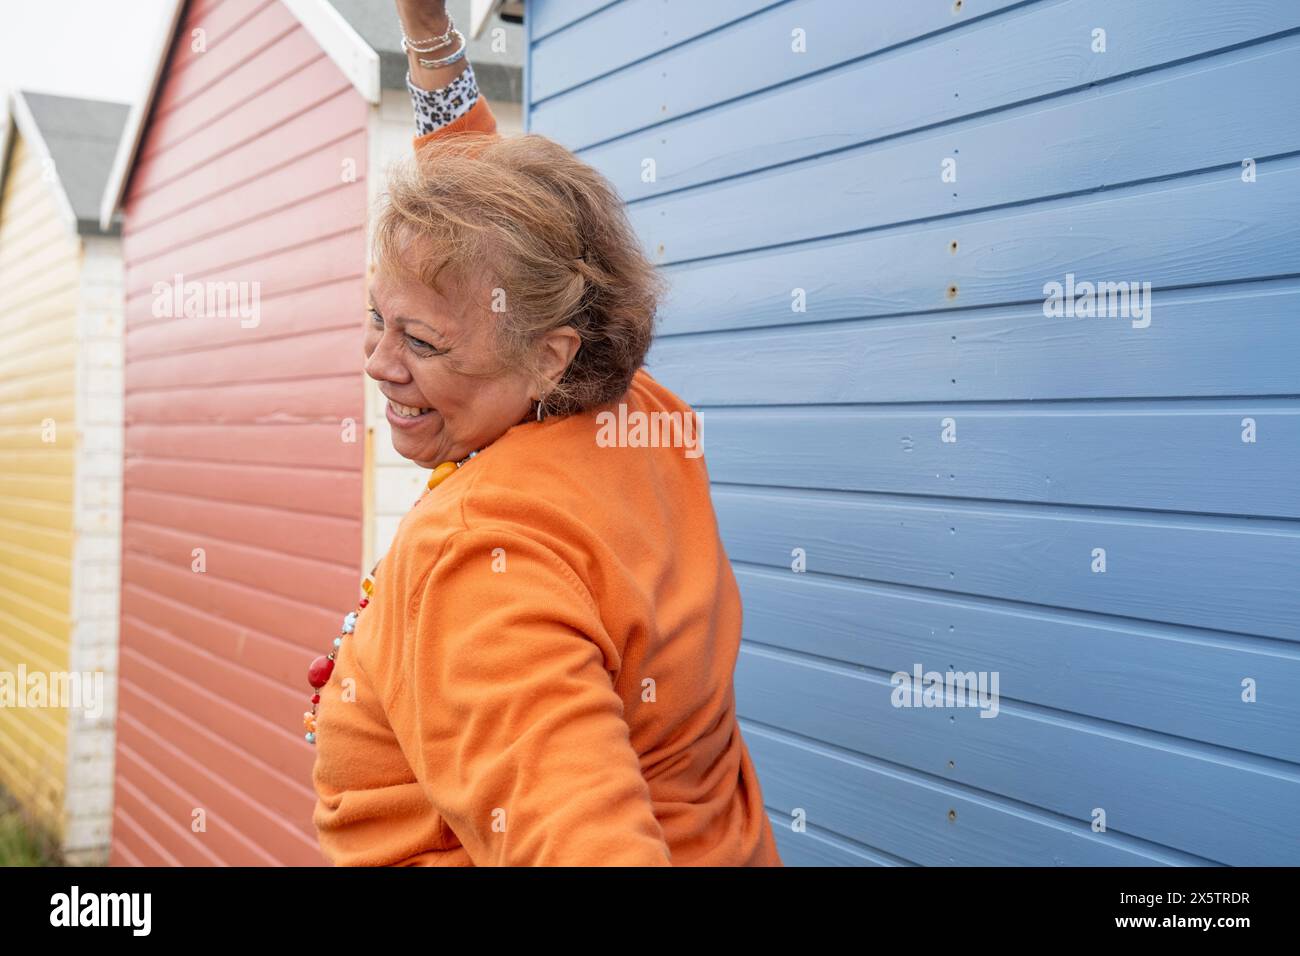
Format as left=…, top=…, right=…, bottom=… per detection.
left=386, top=397, right=437, bottom=429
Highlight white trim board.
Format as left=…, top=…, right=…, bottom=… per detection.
left=97, top=0, right=185, bottom=231
left=281, top=0, right=381, bottom=105
left=4, top=90, right=80, bottom=237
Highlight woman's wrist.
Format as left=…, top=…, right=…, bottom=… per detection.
left=397, top=0, right=450, bottom=36
left=407, top=61, right=479, bottom=135
left=398, top=1, right=467, bottom=91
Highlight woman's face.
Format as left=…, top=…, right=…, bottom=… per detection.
left=364, top=262, right=534, bottom=469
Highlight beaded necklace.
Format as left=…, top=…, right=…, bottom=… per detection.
left=303, top=449, right=478, bottom=745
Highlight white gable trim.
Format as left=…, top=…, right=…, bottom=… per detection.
left=99, top=0, right=381, bottom=231
left=0, top=93, right=11, bottom=196
left=97, top=0, right=185, bottom=231
left=6, top=90, right=79, bottom=236
left=281, top=0, right=381, bottom=105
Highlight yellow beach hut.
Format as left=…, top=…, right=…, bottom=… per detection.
left=0, top=90, right=129, bottom=864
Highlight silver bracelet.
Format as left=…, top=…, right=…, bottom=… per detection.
left=416, top=29, right=467, bottom=68
left=401, top=15, right=455, bottom=54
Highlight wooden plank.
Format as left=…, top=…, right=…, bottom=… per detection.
left=123, top=488, right=356, bottom=592
left=737, top=567, right=1300, bottom=764
left=125, top=276, right=364, bottom=359
left=654, top=157, right=1300, bottom=334
left=649, top=281, right=1300, bottom=404
left=125, top=128, right=368, bottom=262
left=713, top=487, right=1300, bottom=642
left=696, top=401, right=1300, bottom=518
left=122, top=458, right=361, bottom=520
left=146, top=1, right=299, bottom=133
left=126, top=422, right=360, bottom=470
left=116, top=687, right=321, bottom=860
left=126, top=55, right=352, bottom=198
left=145, top=24, right=326, bottom=159
left=530, top=0, right=620, bottom=43
left=127, top=90, right=368, bottom=230
left=118, top=651, right=319, bottom=836
left=143, top=0, right=279, bottom=102
left=124, top=228, right=366, bottom=314
left=744, top=724, right=1207, bottom=865
left=531, top=0, right=785, bottom=102
left=121, top=581, right=322, bottom=689
left=123, top=181, right=367, bottom=297
left=112, top=737, right=265, bottom=866
left=120, top=554, right=346, bottom=652
left=624, top=37, right=1300, bottom=251
left=110, top=800, right=184, bottom=866
left=768, top=811, right=898, bottom=866
left=737, top=644, right=1300, bottom=865
left=535, top=0, right=1300, bottom=151
left=123, top=373, right=362, bottom=426
left=122, top=519, right=360, bottom=608
left=124, top=325, right=364, bottom=390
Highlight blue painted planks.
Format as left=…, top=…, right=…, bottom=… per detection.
left=625, top=36, right=1300, bottom=256
left=737, top=567, right=1300, bottom=765
left=530, top=0, right=785, bottom=103
left=693, top=402, right=1300, bottom=518
left=738, top=646, right=1300, bottom=866
left=654, top=157, right=1300, bottom=333
left=530, top=0, right=1300, bottom=865
left=714, top=487, right=1300, bottom=643
left=745, top=724, right=1213, bottom=865
left=537, top=0, right=1300, bottom=153
left=648, top=282, right=1300, bottom=403
left=529, top=0, right=619, bottom=43
left=595, top=17, right=1300, bottom=203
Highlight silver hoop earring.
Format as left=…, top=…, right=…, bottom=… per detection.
left=535, top=399, right=544, bottom=422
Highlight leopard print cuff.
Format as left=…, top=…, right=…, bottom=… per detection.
left=407, top=63, right=480, bottom=135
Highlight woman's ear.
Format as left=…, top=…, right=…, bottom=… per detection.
left=538, top=325, right=582, bottom=388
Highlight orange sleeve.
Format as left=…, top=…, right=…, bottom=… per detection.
left=412, top=94, right=499, bottom=152
left=385, top=527, right=673, bottom=866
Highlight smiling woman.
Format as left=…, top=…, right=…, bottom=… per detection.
left=308, top=0, right=783, bottom=868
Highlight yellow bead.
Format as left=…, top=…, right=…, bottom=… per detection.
left=303, top=712, right=316, bottom=732
left=426, top=461, right=457, bottom=490
left=361, top=578, right=373, bottom=595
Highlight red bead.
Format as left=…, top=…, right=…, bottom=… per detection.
left=358, top=598, right=368, bottom=608
left=311, top=694, right=320, bottom=704
left=308, top=655, right=335, bottom=689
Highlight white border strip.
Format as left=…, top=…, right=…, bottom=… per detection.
left=8, top=90, right=79, bottom=236
left=97, top=0, right=185, bottom=231
left=282, top=0, right=381, bottom=105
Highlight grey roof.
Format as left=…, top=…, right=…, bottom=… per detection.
left=328, top=0, right=523, bottom=102
left=21, top=91, right=130, bottom=235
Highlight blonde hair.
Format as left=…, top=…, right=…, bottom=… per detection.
left=372, top=131, right=668, bottom=416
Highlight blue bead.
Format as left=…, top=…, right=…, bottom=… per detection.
left=305, top=732, right=315, bottom=744
left=333, top=637, right=342, bottom=648
left=342, top=622, right=354, bottom=634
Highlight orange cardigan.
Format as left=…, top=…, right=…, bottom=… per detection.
left=310, top=93, right=782, bottom=867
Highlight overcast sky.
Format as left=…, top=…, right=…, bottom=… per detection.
left=0, top=0, right=173, bottom=106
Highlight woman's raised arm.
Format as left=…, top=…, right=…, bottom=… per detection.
left=397, top=0, right=499, bottom=144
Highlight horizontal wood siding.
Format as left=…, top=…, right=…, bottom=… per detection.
left=0, top=133, right=80, bottom=835
left=529, top=0, right=1300, bottom=865
left=114, top=0, right=369, bottom=866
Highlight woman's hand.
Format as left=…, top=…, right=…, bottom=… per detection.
left=397, top=0, right=470, bottom=91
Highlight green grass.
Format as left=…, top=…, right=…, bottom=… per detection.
left=0, top=788, right=62, bottom=867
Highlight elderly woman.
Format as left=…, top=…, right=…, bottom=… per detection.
left=309, top=0, right=782, bottom=867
